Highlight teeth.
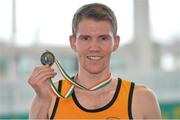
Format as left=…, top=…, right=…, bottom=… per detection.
left=87, top=56, right=102, bottom=60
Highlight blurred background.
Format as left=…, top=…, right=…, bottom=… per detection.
left=0, top=0, right=180, bottom=119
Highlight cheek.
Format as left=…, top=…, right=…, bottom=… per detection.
left=103, top=41, right=114, bottom=50
left=76, top=43, right=89, bottom=55
left=103, top=44, right=114, bottom=53
left=76, top=47, right=86, bottom=59
left=76, top=41, right=87, bottom=50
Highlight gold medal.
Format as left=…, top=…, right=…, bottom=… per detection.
left=40, top=50, right=55, bottom=66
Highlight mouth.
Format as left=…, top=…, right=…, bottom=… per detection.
left=87, top=56, right=103, bottom=61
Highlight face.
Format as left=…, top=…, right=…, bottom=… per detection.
left=70, top=18, right=120, bottom=74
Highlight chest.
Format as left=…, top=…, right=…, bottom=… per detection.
left=50, top=79, right=135, bottom=119
left=74, top=89, right=115, bottom=109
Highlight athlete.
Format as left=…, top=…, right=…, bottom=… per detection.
left=28, top=3, right=161, bottom=119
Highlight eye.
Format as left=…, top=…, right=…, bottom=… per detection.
left=99, top=36, right=108, bottom=41
left=83, top=36, right=90, bottom=41
left=80, top=36, right=90, bottom=41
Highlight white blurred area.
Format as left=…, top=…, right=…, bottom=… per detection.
left=0, top=0, right=180, bottom=116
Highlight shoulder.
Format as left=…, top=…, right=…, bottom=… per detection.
left=133, top=84, right=158, bottom=105
left=134, top=84, right=153, bottom=98
left=132, top=84, right=161, bottom=119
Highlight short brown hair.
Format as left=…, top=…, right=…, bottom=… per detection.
left=72, top=3, right=117, bottom=37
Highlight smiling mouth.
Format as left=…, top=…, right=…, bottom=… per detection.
left=87, top=56, right=103, bottom=61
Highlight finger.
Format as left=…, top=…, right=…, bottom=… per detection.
left=32, top=71, right=57, bottom=84
left=31, top=67, right=55, bottom=80
left=32, top=73, right=56, bottom=87
left=28, top=65, right=55, bottom=85
left=28, top=67, right=56, bottom=85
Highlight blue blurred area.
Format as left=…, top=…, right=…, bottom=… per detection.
left=0, top=112, right=28, bottom=119
left=160, top=102, right=180, bottom=119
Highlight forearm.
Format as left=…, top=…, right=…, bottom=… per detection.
left=29, top=96, right=51, bottom=119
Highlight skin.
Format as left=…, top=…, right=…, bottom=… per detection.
left=28, top=18, right=161, bottom=119
left=28, top=65, right=56, bottom=119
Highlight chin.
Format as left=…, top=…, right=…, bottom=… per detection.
left=88, top=70, right=102, bottom=74
left=85, top=67, right=105, bottom=74
left=81, top=61, right=107, bottom=74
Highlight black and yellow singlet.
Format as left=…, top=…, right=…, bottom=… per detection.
left=50, top=78, right=135, bottom=119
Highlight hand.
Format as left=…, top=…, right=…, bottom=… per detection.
left=28, top=65, right=57, bottom=102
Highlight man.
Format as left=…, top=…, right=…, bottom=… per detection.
left=28, top=3, right=161, bottom=119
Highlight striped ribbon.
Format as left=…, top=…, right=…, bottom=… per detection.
left=50, top=59, right=112, bottom=98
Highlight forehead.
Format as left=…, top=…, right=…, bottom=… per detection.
left=77, top=18, right=113, bottom=35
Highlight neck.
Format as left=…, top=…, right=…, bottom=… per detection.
left=76, top=69, right=111, bottom=89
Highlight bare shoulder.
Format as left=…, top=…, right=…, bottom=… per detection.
left=132, top=83, right=161, bottom=119
left=134, top=84, right=159, bottom=105
left=134, top=84, right=154, bottom=98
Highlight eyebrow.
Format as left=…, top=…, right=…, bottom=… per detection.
left=99, top=34, right=111, bottom=37
left=77, top=35, right=91, bottom=39
left=78, top=34, right=111, bottom=38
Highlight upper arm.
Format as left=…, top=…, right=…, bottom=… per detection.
left=132, top=85, right=161, bottom=119
left=142, top=88, right=161, bottom=119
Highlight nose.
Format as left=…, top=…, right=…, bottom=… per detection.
left=89, top=39, right=101, bottom=52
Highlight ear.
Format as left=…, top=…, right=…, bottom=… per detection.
left=69, top=35, right=77, bottom=52
left=112, top=35, right=120, bottom=52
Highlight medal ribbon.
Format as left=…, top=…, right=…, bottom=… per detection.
left=50, top=59, right=112, bottom=98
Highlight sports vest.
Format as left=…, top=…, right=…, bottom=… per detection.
left=50, top=78, right=135, bottom=119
